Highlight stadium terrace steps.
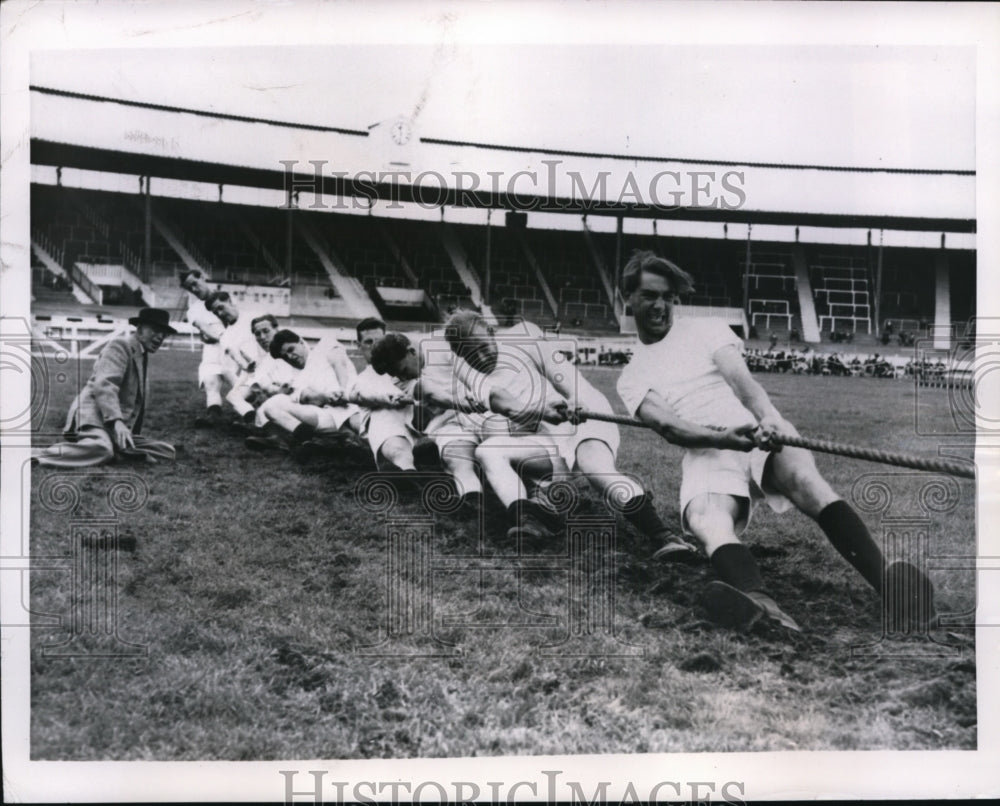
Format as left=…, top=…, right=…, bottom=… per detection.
left=791, top=247, right=821, bottom=342
left=295, top=216, right=382, bottom=320
left=150, top=209, right=212, bottom=277
left=438, top=222, right=484, bottom=308
left=811, top=255, right=873, bottom=336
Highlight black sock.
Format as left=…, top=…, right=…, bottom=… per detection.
left=710, top=543, right=765, bottom=593
left=460, top=490, right=483, bottom=509
left=291, top=423, right=317, bottom=445
left=620, top=492, right=669, bottom=537
left=505, top=500, right=523, bottom=527
left=816, top=500, right=885, bottom=592
left=506, top=499, right=560, bottom=531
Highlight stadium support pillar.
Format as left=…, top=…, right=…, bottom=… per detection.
left=873, top=231, right=883, bottom=338
left=933, top=250, right=951, bottom=349
left=484, top=210, right=492, bottom=306
left=614, top=216, right=623, bottom=291
left=285, top=204, right=293, bottom=280
left=143, top=176, right=152, bottom=284
left=742, top=224, right=751, bottom=319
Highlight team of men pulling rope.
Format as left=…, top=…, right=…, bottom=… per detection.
left=36, top=251, right=971, bottom=634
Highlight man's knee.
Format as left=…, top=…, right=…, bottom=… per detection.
left=770, top=450, right=837, bottom=512
left=518, top=454, right=553, bottom=482
left=76, top=429, right=115, bottom=463
left=378, top=436, right=412, bottom=463
left=574, top=438, right=615, bottom=473
left=94, top=438, right=116, bottom=463
left=259, top=394, right=291, bottom=419
left=685, top=495, right=740, bottom=538
left=474, top=440, right=501, bottom=469
left=441, top=440, right=476, bottom=466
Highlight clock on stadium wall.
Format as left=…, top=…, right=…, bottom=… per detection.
left=390, top=118, right=413, bottom=145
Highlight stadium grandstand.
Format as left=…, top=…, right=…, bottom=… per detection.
left=28, top=83, right=975, bottom=364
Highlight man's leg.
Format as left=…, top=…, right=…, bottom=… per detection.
left=200, top=366, right=224, bottom=410
left=128, top=435, right=177, bottom=463
left=258, top=394, right=314, bottom=431
left=765, top=445, right=934, bottom=629
left=440, top=439, right=483, bottom=501
left=377, top=437, right=416, bottom=472
left=573, top=438, right=697, bottom=561
left=686, top=492, right=800, bottom=631
left=34, top=426, right=115, bottom=468
left=196, top=364, right=226, bottom=427
left=477, top=438, right=549, bottom=508
left=244, top=395, right=294, bottom=452
left=225, top=383, right=255, bottom=422
left=367, top=408, right=417, bottom=471
left=764, top=446, right=885, bottom=593
left=476, top=437, right=561, bottom=541
left=256, top=395, right=324, bottom=445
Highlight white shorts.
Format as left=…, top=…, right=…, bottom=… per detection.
left=201, top=342, right=222, bottom=363
left=543, top=418, right=620, bottom=471
left=314, top=405, right=358, bottom=433
left=198, top=361, right=224, bottom=387
left=424, top=410, right=484, bottom=450
left=365, top=407, right=417, bottom=458
left=679, top=447, right=794, bottom=536
left=475, top=432, right=562, bottom=464
left=254, top=394, right=358, bottom=433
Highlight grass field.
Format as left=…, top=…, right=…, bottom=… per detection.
left=29, top=347, right=977, bottom=759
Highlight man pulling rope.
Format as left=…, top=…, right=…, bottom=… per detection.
left=614, top=250, right=937, bottom=634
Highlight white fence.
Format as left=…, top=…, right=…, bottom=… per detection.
left=32, top=315, right=201, bottom=359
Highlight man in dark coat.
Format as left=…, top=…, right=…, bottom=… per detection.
left=34, top=308, right=178, bottom=467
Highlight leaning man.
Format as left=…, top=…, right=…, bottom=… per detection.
left=34, top=308, right=178, bottom=467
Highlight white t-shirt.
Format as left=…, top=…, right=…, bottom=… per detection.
left=498, top=322, right=611, bottom=413
left=413, top=335, right=490, bottom=434
left=350, top=335, right=480, bottom=434
left=295, top=336, right=358, bottom=403
left=349, top=364, right=406, bottom=407
left=247, top=354, right=299, bottom=391
left=185, top=294, right=224, bottom=364
left=460, top=339, right=563, bottom=437
left=218, top=314, right=259, bottom=375
left=617, top=318, right=757, bottom=429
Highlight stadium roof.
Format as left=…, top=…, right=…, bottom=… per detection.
left=29, top=44, right=976, bottom=234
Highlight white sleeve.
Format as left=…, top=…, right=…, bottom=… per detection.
left=616, top=353, right=650, bottom=416
left=700, top=319, right=744, bottom=358
left=445, top=356, right=486, bottom=406
left=348, top=365, right=401, bottom=404
left=186, top=299, right=225, bottom=339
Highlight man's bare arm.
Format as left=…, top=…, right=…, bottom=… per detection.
left=489, top=387, right=566, bottom=426
left=635, top=389, right=756, bottom=451
left=416, top=377, right=483, bottom=413
left=714, top=344, right=797, bottom=444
